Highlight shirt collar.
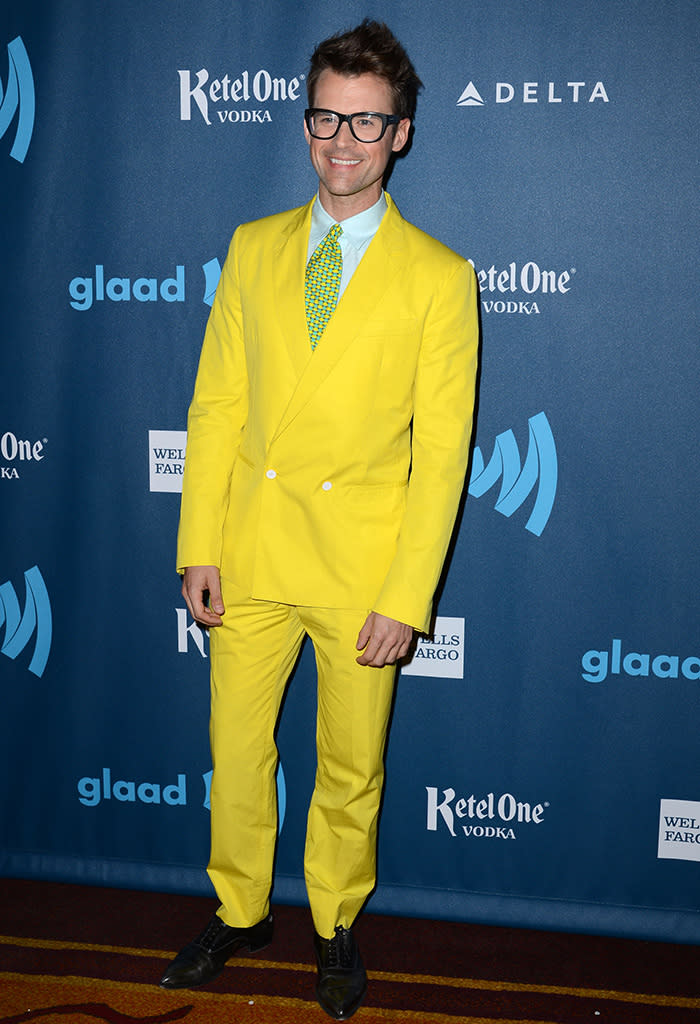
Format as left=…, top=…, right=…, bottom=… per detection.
left=311, top=191, right=387, bottom=251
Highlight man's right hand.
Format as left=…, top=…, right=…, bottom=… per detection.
left=181, top=565, right=225, bottom=627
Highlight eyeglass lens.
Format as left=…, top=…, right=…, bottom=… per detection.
left=308, top=111, right=389, bottom=142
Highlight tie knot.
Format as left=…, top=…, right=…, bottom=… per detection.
left=326, top=223, right=342, bottom=243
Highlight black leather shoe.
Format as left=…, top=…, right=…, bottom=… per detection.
left=159, top=912, right=273, bottom=989
left=314, top=926, right=367, bottom=1020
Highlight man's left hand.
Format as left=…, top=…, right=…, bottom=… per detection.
left=356, top=611, right=413, bottom=667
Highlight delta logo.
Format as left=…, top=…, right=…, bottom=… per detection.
left=458, top=79, right=609, bottom=107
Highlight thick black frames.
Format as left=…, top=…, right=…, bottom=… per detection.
left=305, top=108, right=402, bottom=143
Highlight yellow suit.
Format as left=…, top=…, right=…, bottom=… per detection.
left=178, top=194, right=478, bottom=632
left=177, top=193, right=478, bottom=935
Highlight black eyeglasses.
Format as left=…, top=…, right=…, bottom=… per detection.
left=305, top=108, right=402, bottom=143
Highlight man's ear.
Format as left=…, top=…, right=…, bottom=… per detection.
left=392, top=118, right=411, bottom=153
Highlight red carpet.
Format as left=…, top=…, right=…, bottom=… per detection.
left=1, top=878, right=699, bottom=1022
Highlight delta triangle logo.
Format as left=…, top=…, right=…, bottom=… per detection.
left=457, top=81, right=484, bottom=107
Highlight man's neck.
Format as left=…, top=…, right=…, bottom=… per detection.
left=317, top=184, right=383, bottom=222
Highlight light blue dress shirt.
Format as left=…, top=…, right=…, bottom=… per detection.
left=307, top=191, right=387, bottom=299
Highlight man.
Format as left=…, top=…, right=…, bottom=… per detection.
left=160, top=19, right=478, bottom=1020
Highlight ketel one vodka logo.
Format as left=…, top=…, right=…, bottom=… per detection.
left=178, top=67, right=302, bottom=125
left=0, top=566, right=52, bottom=677
left=1, top=430, right=47, bottom=480
left=427, top=786, right=547, bottom=841
left=0, top=37, right=35, bottom=163
left=468, top=412, right=557, bottom=536
left=472, top=259, right=576, bottom=316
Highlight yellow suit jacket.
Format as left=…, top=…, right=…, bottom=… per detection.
left=177, top=194, right=478, bottom=633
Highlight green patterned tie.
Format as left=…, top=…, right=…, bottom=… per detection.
left=305, top=223, right=343, bottom=350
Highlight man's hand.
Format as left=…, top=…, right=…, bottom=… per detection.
left=356, top=611, right=413, bottom=667
left=182, top=565, right=225, bottom=627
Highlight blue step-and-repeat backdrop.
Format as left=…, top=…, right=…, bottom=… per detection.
left=2, top=0, right=698, bottom=943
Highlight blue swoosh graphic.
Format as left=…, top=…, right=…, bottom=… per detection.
left=202, top=258, right=222, bottom=307
left=0, top=37, right=35, bottom=163
left=0, top=565, right=52, bottom=677
left=468, top=411, right=557, bottom=536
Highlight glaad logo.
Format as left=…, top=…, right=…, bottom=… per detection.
left=0, top=37, right=35, bottom=163
left=0, top=566, right=52, bottom=677
left=1, top=430, right=47, bottom=480
left=468, top=411, right=557, bottom=536
left=457, top=79, right=609, bottom=107
left=69, top=266, right=185, bottom=311
left=471, top=259, right=576, bottom=316
left=203, top=764, right=287, bottom=833
left=427, top=786, right=547, bottom=841
left=581, top=639, right=700, bottom=683
left=176, top=607, right=209, bottom=658
left=401, top=616, right=465, bottom=680
left=149, top=430, right=187, bottom=493
left=658, top=799, right=700, bottom=863
left=179, top=67, right=301, bottom=125
left=77, top=767, right=186, bottom=807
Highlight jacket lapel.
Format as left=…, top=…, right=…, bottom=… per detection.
left=271, top=196, right=406, bottom=441
left=271, top=200, right=314, bottom=379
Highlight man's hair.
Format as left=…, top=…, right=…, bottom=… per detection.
left=307, top=20, right=423, bottom=122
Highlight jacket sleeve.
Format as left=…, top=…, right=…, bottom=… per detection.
left=372, top=257, right=479, bottom=632
left=176, top=228, right=248, bottom=572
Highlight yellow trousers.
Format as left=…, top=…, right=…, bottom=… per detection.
left=207, top=576, right=397, bottom=939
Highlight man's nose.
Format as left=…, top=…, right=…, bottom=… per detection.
left=335, top=120, right=356, bottom=143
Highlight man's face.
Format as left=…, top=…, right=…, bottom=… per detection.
left=304, top=69, right=410, bottom=220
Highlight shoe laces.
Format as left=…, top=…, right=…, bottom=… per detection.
left=327, top=926, right=354, bottom=968
left=198, top=915, right=227, bottom=950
